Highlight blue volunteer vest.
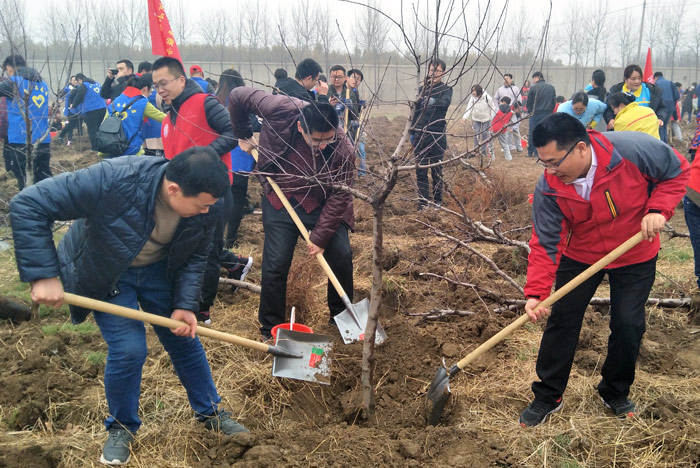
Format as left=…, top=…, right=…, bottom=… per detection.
left=109, top=92, right=148, bottom=155
left=140, top=90, right=162, bottom=140
left=63, top=85, right=77, bottom=116
left=192, top=77, right=210, bottom=93
left=81, top=82, right=106, bottom=113
left=7, top=75, right=50, bottom=144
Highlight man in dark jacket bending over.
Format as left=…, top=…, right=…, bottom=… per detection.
left=10, top=148, right=248, bottom=466
left=229, top=88, right=355, bottom=340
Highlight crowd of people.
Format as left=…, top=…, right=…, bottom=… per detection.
left=2, top=51, right=700, bottom=465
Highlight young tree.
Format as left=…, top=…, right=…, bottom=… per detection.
left=585, top=0, right=610, bottom=66
left=198, top=7, right=230, bottom=68
left=166, top=0, right=193, bottom=45
left=290, top=0, right=314, bottom=55
left=616, top=9, right=638, bottom=67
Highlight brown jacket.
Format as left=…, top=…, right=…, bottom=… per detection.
left=228, top=87, right=355, bottom=248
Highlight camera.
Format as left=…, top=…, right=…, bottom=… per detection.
left=109, top=68, right=118, bottom=75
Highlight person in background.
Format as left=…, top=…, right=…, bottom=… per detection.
left=57, top=75, right=82, bottom=145
left=609, top=91, right=660, bottom=139
left=557, top=91, right=607, bottom=129
left=141, top=73, right=165, bottom=157
left=653, top=71, right=680, bottom=143
left=0, top=54, right=52, bottom=190
left=71, top=73, right=107, bottom=151
left=604, top=64, right=667, bottom=134
left=520, top=113, right=688, bottom=427
left=493, top=73, right=523, bottom=152
left=462, top=84, right=495, bottom=160
left=521, top=79, right=531, bottom=112
left=554, top=96, right=565, bottom=112
left=275, top=58, right=325, bottom=102
left=585, top=69, right=607, bottom=101
left=272, top=68, right=288, bottom=94
left=526, top=71, right=556, bottom=158
left=189, top=65, right=215, bottom=94
left=682, top=83, right=696, bottom=123
left=137, top=61, right=152, bottom=75
left=346, top=68, right=367, bottom=176
left=491, top=96, right=513, bottom=161
left=101, top=59, right=134, bottom=101
left=411, top=58, right=452, bottom=209
left=102, top=74, right=166, bottom=156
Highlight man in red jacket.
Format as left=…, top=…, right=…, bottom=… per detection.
left=229, top=87, right=355, bottom=341
left=152, top=57, right=251, bottom=324
left=520, top=113, right=689, bottom=427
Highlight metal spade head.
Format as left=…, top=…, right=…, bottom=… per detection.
left=271, top=328, right=333, bottom=385
left=333, top=298, right=387, bottom=345
left=426, top=364, right=452, bottom=426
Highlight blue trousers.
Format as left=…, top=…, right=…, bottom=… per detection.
left=93, top=261, right=221, bottom=432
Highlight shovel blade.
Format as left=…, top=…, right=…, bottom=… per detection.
left=271, top=328, right=332, bottom=385
left=426, top=366, right=452, bottom=426
left=333, top=298, right=387, bottom=345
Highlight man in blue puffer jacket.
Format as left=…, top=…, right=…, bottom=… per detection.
left=10, top=147, right=249, bottom=466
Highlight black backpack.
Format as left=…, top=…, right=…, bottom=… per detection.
left=96, top=96, right=145, bottom=156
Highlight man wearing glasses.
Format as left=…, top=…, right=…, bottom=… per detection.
left=152, top=57, right=240, bottom=325
left=328, top=65, right=360, bottom=130
left=520, top=113, right=689, bottom=427
left=229, top=87, right=355, bottom=341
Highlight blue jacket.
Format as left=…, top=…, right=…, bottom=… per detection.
left=192, top=76, right=214, bottom=94
left=109, top=89, right=148, bottom=155
left=0, top=67, right=51, bottom=144
left=557, top=99, right=607, bottom=127
left=140, top=90, right=162, bottom=140
left=10, top=156, right=222, bottom=324
left=655, top=76, right=679, bottom=116
left=80, top=81, right=107, bottom=113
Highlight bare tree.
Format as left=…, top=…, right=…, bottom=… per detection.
left=198, top=7, right=230, bottom=68
left=354, top=0, right=389, bottom=84
left=0, top=0, right=29, bottom=58
left=585, top=0, right=610, bottom=66
left=661, top=0, right=688, bottom=77
left=616, top=9, right=638, bottom=67
left=315, top=4, right=332, bottom=72
left=123, top=0, right=148, bottom=52
left=510, top=2, right=532, bottom=61
left=244, top=0, right=267, bottom=78
left=290, top=0, right=314, bottom=55
left=166, top=0, right=193, bottom=45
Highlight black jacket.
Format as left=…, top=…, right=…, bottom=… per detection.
left=527, top=79, right=556, bottom=114
left=100, top=75, right=131, bottom=100
left=168, top=79, right=237, bottom=156
left=604, top=81, right=669, bottom=123
left=411, top=81, right=453, bottom=134
left=10, top=156, right=222, bottom=323
left=274, top=77, right=318, bottom=102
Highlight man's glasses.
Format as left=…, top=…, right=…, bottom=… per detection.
left=330, top=74, right=345, bottom=81
left=536, top=141, right=581, bottom=169
left=153, top=76, right=181, bottom=90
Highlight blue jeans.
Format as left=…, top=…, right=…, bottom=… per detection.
left=684, top=196, right=700, bottom=289
left=93, top=261, right=221, bottom=432
left=357, top=141, right=367, bottom=176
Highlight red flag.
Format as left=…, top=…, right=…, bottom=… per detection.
left=643, top=47, right=654, bottom=84
left=148, top=0, right=181, bottom=62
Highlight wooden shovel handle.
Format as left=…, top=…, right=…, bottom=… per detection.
left=63, top=292, right=269, bottom=353
left=455, top=231, right=644, bottom=371
left=343, top=87, right=350, bottom=133
left=251, top=149, right=348, bottom=298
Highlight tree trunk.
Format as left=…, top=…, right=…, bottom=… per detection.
left=0, top=296, right=32, bottom=323
left=361, top=204, right=383, bottom=420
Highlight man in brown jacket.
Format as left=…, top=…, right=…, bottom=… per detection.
left=229, top=88, right=355, bottom=340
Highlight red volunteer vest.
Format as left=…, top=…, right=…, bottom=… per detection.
left=161, top=93, right=233, bottom=183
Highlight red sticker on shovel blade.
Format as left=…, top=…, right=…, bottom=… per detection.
left=359, top=333, right=365, bottom=341
left=308, top=346, right=324, bottom=368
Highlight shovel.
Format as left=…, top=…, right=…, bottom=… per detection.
left=426, top=231, right=644, bottom=425
left=62, top=292, right=332, bottom=385
left=251, top=149, right=387, bottom=345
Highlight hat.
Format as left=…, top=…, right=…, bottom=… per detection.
left=190, top=65, right=203, bottom=75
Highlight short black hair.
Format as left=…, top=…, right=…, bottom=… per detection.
left=274, top=68, right=288, bottom=80
left=471, top=84, right=483, bottom=96
left=504, top=73, right=513, bottom=79
left=347, top=69, right=364, bottom=81
left=117, top=59, right=134, bottom=73
left=295, top=58, right=323, bottom=81
left=127, top=73, right=153, bottom=90
left=138, top=61, right=152, bottom=73
left=329, top=64, right=346, bottom=75
left=571, top=91, right=589, bottom=106
left=430, top=58, right=446, bottom=71
left=532, top=113, right=589, bottom=150
left=318, top=74, right=327, bottom=83
left=608, top=91, right=636, bottom=108
left=532, top=71, right=544, bottom=79
left=653, top=71, right=663, bottom=78
left=556, top=95, right=565, bottom=103
left=298, top=102, right=338, bottom=134
left=623, top=64, right=643, bottom=79
left=2, top=54, right=26, bottom=69
left=591, top=69, right=606, bottom=86
left=165, top=146, right=230, bottom=198
left=152, top=56, right=186, bottom=78
left=500, top=96, right=511, bottom=105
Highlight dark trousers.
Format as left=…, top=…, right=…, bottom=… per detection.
left=527, top=113, right=548, bottom=157
left=226, top=173, right=249, bottom=248
left=3, top=141, right=52, bottom=190
left=414, top=132, right=446, bottom=207
left=684, top=196, right=700, bottom=290
left=199, top=189, right=233, bottom=310
left=58, top=114, right=83, bottom=140
left=258, top=195, right=353, bottom=337
left=659, top=113, right=672, bottom=143
left=83, top=108, right=106, bottom=151
left=532, top=254, right=657, bottom=404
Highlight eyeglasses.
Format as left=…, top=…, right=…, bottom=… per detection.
left=307, top=133, right=337, bottom=148
left=536, top=141, right=581, bottom=169
left=153, top=76, right=181, bottom=90
left=330, top=74, right=345, bottom=81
